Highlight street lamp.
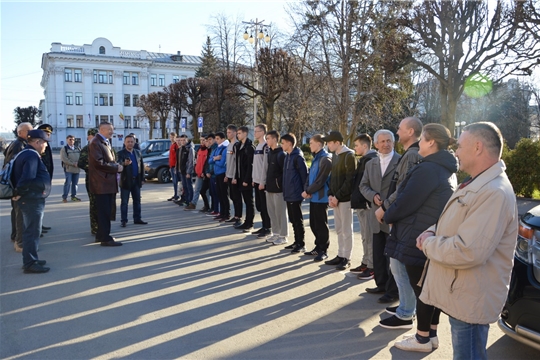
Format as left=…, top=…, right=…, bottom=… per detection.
left=242, top=18, right=271, bottom=130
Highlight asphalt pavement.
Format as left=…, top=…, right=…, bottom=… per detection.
left=1, top=154, right=539, bottom=359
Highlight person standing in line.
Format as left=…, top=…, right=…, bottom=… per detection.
left=11, top=129, right=52, bottom=273
left=350, top=134, right=378, bottom=279
left=4, top=122, right=32, bottom=252
left=60, top=135, right=82, bottom=203
left=302, top=134, right=332, bottom=262
left=203, top=133, right=219, bottom=215
left=36, top=124, right=54, bottom=236
left=186, top=137, right=210, bottom=211
left=176, top=134, right=195, bottom=207
left=281, top=133, right=308, bottom=253
left=167, top=132, right=180, bottom=201
left=265, top=131, right=288, bottom=245
left=360, top=129, right=400, bottom=303
left=233, top=126, right=255, bottom=232
left=78, top=128, right=99, bottom=235
left=415, top=123, right=517, bottom=359
left=117, top=135, right=147, bottom=227
left=251, top=124, right=272, bottom=238
left=209, top=132, right=230, bottom=221
left=88, top=122, right=123, bottom=247
left=323, top=131, right=357, bottom=271
left=224, top=125, right=242, bottom=225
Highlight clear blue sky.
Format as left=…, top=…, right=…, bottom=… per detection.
left=0, top=0, right=295, bottom=132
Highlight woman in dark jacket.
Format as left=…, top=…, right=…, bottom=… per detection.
left=383, top=124, right=458, bottom=353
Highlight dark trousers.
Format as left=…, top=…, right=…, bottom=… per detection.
left=95, top=193, right=115, bottom=242
left=230, top=181, right=242, bottom=218
left=12, top=200, right=24, bottom=246
left=209, top=176, right=219, bottom=213
left=406, top=264, right=441, bottom=332
left=120, top=183, right=142, bottom=222
left=309, top=202, right=329, bottom=252
left=254, top=184, right=271, bottom=229
left=199, top=177, right=210, bottom=209
left=216, top=174, right=230, bottom=218
left=18, top=198, right=44, bottom=268
left=10, top=199, right=17, bottom=240
left=286, top=201, right=305, bottom=247
left=240, top=184, right=255, bottom=226
left=373, top=231, right=398, bottom=298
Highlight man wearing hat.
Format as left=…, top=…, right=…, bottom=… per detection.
left=323, top=131, right=357, bottom=270
left=37, top=124, right=54, bottom=178
left=78, top=128, right=99, bottom=234
left=11, top=129, right=52, bottom=273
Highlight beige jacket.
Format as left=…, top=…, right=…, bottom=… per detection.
left=420, top=160, right=518, bottom=324
left=60, top=146, right=81, bottom=174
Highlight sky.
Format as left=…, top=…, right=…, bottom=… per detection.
left=0, top=0, right=296, bottom=132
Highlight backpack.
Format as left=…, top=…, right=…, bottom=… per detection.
left=0, top=149, right=34, bottom=199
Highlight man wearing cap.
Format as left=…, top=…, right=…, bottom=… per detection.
left=11, top=129, right=52, bottom=273
left=89, top=122, right=123, bottom=246
left=323, top=131, right=357, bottom=270
left=4, top=122, right=32, bottom=252
left=37, top=124, right=54, bottom=178
left=78, top=128, right=99, bottom=234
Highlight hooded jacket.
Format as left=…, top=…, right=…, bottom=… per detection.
left=304, top=148, right=332, bottom=203
left=208, top=140, right=228, bottom=176
left=384, top=150, right=458, bottom=267
left=177, top=140, right=195, bottom=175
left=266, top=146, right=285, bottom=193
left=282, top=147, right=308, bottom=202
left=328, top=145, right=356, bottom=202
left=235, top=138, right=255, bottom=184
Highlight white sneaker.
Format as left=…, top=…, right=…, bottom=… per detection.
left=272, top=237, right=288, bottom=245
left=402, top=333, right=438, bottom=349
left=266, top=235, right=278, bottom=243
left=395, top=335, right=434, bottom=352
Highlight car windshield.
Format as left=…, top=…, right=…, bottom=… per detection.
left=162, top=150, right=169, bottom=156
left=140, top=141, right=150, bottom=151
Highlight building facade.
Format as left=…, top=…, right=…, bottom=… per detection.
left=40, top=37, right=201, bottom=148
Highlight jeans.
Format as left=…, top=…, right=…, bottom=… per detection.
left=449, top=317, right=489, bottom=360
left=170, top=167, right=179, bottom=198
left=334, top=201, right=354, bottom=260
left=62, top=172, right=80, bottom=199
left=191, top=176, right=204, bottom=206
left=209, top=176, right=219, bottom=213
left=18, top=198, right=44, bottom=268
left=120, top=184, right=142, bottom=222
left=389, top=257, right=416, bottom=320
left=180, top=173, right=193, bottom=203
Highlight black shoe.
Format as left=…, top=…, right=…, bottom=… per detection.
left=21, top=260, right=47, bottom=269
left=365, top=287, right=386, bottom=294
left=134, top=220, right=148, bottom=225
left=385, top=305, right=399, bottom=316
left=379, top=315, right=413, bottom=329
left=257, top=229, right=272, bottom=238
left=378, top=294, right=399, bottom=304
left=121, top=221, right=127, bottom=227
left=167, top=196, right=178, bottom=201
left=251, top=228, right=264, bottom=235
left=42, top=225, right=51, bottom=230
left=324, top=256, right=342, bottom=266
left=237, top=223, right=253, bottom=230
left=350, top=263, right=368, bottom=273
left=284, top=244, right=295, bottom=250
left=233, top=221, right=245, bottom=228
left=357, top=268, right=375, bottom=280
left=291, top=245, right=306, bottom=253
left=304, top=248, right=318, bottom=256
left=242, top=226, right=254, bottom=233
left=336, top=258, right=351, bottom=271
left=41, top=230, right=48, bottom=234
left=101, top=240, right=123, bottom=247
left=24, top=263, right=50, bottom=273
left=314, top=252, right=328, bottom=262
left=227, top=217, right=241, bottom=224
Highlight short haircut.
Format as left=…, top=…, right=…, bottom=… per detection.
left=179, top=134, right=188, bottom=139
left=125, top=135, right=135, bottom=141
left=404, top=117, right=423, bottom=138
left=205, top=133, right=215, bottom=139
left=374, top=129, right=395, bottom=143
left=354, top=134, right=372, bottom=147
left=463, top=122, right=503, bottom=158
left=226, top=124, right=237, bottom=132
left=215, top=131, right=225, bottom=139
left=281, top=133, right=296, bottom=147
left=311, top=134, right=325, bottom=146
left=170, top=132, right=177, bottom=137
left=266, top=130, right=280, bottom=142
left=256, top=124, right=267, bottom=133
left=66, top=135, right=74, bottom=140
left=99, top=122, right=112, bottom=128
left=238, top=126, right=249, bottom=134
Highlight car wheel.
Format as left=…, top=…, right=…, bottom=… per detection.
left=157, top=167, right=171, bottom=183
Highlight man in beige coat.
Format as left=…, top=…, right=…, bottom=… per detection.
left=417, top=122, right=518, bottom=359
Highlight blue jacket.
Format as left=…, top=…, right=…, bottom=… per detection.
left=208, top=142, right=228, bottom=176
left=12, top=145, right=51, bottom=199
left=383, top=150, right=458, bottom=267
left=283, top=147, right=308, bottom=202
left=305, top=149, right=332, bottom=203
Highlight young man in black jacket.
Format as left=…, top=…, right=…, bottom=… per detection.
left=233, top=126, right=256, bottom=232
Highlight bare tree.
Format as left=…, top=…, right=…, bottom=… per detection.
left=137, top=94, right=159, bottom=139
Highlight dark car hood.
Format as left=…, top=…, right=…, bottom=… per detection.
left=143, top=154, right=168, bottom=163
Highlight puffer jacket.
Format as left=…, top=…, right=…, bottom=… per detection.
left=282, top=147, right=308, bottom=202
left=384, top=150, right=458, bottom=267
left=304, top=149, right=331, bottom=203
left=419, top=160, right=518, bottom=324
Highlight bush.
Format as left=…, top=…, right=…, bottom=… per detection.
left=504, top=138, right=540, bottom=198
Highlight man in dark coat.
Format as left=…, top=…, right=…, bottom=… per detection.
left=233, top=126, right=256, bottom=232
left=78, top=128, right=99, bottom=234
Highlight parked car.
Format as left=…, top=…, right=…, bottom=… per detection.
left=140, top=139, right=170, bottom=158
left=144, top=150, right=171, bottom=183
left=498, top=205, right=540, bottom=351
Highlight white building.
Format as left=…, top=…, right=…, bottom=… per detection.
left=40, top=37, right=201, bottom=148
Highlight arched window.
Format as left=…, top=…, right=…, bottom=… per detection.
left=99, top=46, right=105, bottom=54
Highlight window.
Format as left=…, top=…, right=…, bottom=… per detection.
left=110, top=115, right=114, bottom=126
left=74, top=69, right=82, bottom=82
left=65, top=69, right=72, bottom=82
left=124, top=94, right=130, bottom=107
left=173, top=75, right=179, bottom=83
left=75, top=92, right=83, bottom=105
left=94, top=93, right=98, bottom=106
left=99, top=93, right=108, bottom=106
left=99, top=71, right=107, bottom=84
left=123, top=72, right=129, bottom=85
left=159, top=74, right=165, bottom=86
left=93, top=70, right=97, bottom=83
left=95, top=115, right=100, bottom=128
left=132, top=94, right=139, bottom=107
left=76, top=115, right=83, bottom=128
left=109, top=72, right=113, bottom=84
left=67, top=115, right=74, bottom=127
left=132, top=73, right=139, bottom=85
left=66, top=92, right=73, bottom=105
left=100, top=115, right=109, bottom=123
left=109, top=93, right=114, bottom=106
left=134, top=116, right=140, bottom=128
left=125, top=115, right=132, bottom=129
left=181, top=75, right=188, bottom=80
left=150, top=74, right=157, bottom=86
left=99, top=46, right=105, bottom=54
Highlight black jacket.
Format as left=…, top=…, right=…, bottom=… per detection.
left=117, top=148, right=144, bottom=189
left=266, top=147, right=286, bottom=193
left=328, top=146, right=356, bottom=202
left=351, top=151, right=377, bottom=209
left=3, top=136, right=27, bottom=166
left=235, top=138, right=255, bottom=185
left=383, top=150, right=458, bottom=267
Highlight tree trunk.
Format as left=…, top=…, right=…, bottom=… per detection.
left=266, top=99, right=274, bottom=131
left=161, top=119, right=168, bottom=139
